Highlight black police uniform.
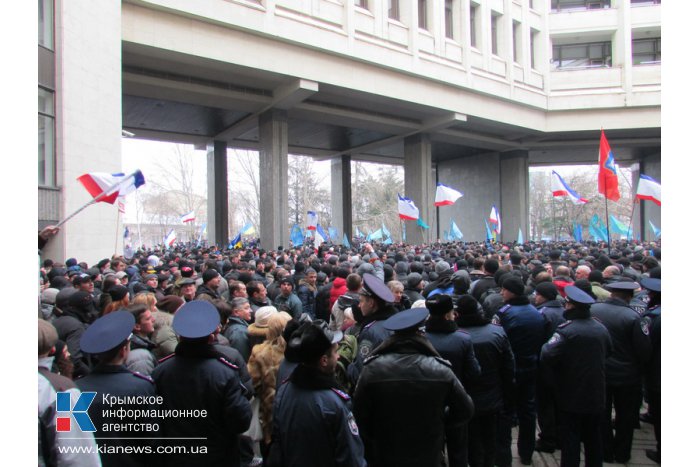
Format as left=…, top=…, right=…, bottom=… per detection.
left=151, top=301, right=252, bottom=467
left=540, top=286, right=613, bottom=467
left=76, top=310, right=157, bottom=467
left=641, top=277, right=661, bottom=461
left=590, top=283, right=652, bottom=463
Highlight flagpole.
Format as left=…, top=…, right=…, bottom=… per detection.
left=114, top=209, right=120, bottom=255
left=551, top=194, right=557, bottom=242
left=604, top=177, right=612, bottom=255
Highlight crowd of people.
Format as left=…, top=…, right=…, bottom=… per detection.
left=38, top=226, right=661, bottom=467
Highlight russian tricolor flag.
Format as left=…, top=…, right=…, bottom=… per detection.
left=77, top=170, right=145, bottom=204
left=434, top=183, right=463, bottom=206
left=307, top=211, right=318, bottom=230
left=551, top=171, right=588, bottom=204
left=180, top=210, right=195, bottom=223
left=398, top=194, right=420, bottom=220
left=636, top=174, right=661, bottom=206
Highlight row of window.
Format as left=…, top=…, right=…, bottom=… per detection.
left=552, top=37, right=660, bottom=69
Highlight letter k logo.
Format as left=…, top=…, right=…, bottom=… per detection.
left=56, top=392, right=97, bottom=432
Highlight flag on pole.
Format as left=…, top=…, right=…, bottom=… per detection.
left=552, top=171, right=588, bottom=204
left=589, top=215, right=609, bottom=242
left=402, top=221, right=406, bottom=242
left=485, top=219, right=494, bottom=242
left=164, top=229, right=177, bottom=247
left=417, top=217, right=430, bottom=229
left=306, top=211, right=318, bottom=230
left=488, top=205, right=502, bottom=234
left=77, top=170, right=146, bottom=204
left=355, top=226, right=363, bottom=238
left=381, top=223, right=391, bottom=239
left=636, top=174, right=661, bottom=206
left=317, top=224, right=329, bottom=242
left=398, top=194, right=420, bottom=220
left=573, top=223, right=583, bottom=242
left=343, top=233, right=351, bottom=248
left=290, top=224, right=304, bottom=247
left=180, top=210, right=195, bottom=223
left=449, top=220, right=463, bottom=240
left=328, top=227, right=339, bottom=242
left=435, top=183, right=464, bottom=206
left=649, top=220, right=661, bottom=239
left=609, top=215, right=628, bottom=235
left=517, top=228, right=524, bottom=245
left=598, top=130, right=620, bottom=201
left=197, top=222, right=207, bottom=246
left=443, top=230, right=452, bottom=242
left=314, top=229, right=324, bottom=249
left=367, top=228, right=383, bottom=241
left=228, top=232, right=242, bottom=249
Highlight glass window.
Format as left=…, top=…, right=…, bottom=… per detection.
left=389, top=0, right=400, bottom=20
left=551, top=0, right=611, bottom=12
left=530, top=29, right=538, bottom=69
left=632, top=37, right=661, bottom=65
left=513, top=21, right=521, bottom=63
left=491, top=13, right=500, bottom=56
left=552, top=41, right=612, bottom=69
left=38, top=0, right=54, bottom=50
left=470, top=3, right=479, bottom=49
left=355, top=0, right=369, bottom=9
left=418, top=0, right=428, bottom=30
left=445, top=0, right=454, bottom=39
left=631, top=0, right=660, bottom=5
left=39, top=88, right=55, bottom=187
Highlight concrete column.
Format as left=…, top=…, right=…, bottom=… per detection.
left=404, top=134, right=435, bottom=244
left=331, top=154, right=352, bottom=242
left=206, top=141, right=228, bottom=247
left=640, top=152, right=661, bottom=241
left=499, top=150, right=529, bottom=243
left=259, top=109, right=289, bottom=251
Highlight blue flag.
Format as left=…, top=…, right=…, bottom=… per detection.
left=444, top=230, right=452, bottom=242
left=381, top=223, right=391, bottom=239
left=368, top=228, right=383, bottom=241
left=290, top=224, right=304, bottom=247
left=517, top=228, right=524, bottom=245
left=402, top=222, right=406, bottom=242
left=228, top=232, right=241, bottom=250
left=316, top=224, right=329, bottom=242
left=383, top=236, right=393, bottom=245
left=573, top=223, right=583, bottom=242
left=343, top=233, right=351, bottom=248
left=328, top=227, right=339, bottom=242
left=355, top=226, right=363, bottom=238
left=485, top=219, right=493, bottom=242
left=450, top=220, right=463, bottom=240
left=417, top=217, right=430, bottom=229
left=649, top=220, right=661, bottom=239
left=589, top=215, right=609, bottom=242
left=609, top=215, right=628, bottom=235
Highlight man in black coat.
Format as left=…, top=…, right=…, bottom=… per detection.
left=152, top=301, right=252, bottom=467
left=353, top=308, right=474, bottom=467
left=590, top=281, right=652, bottom=464
left=640, top=277, right=661, bottom=464
left=540, top=286, right=612, bottom=467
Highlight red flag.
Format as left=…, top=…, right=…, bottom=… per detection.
left=598, top=130, right=620, bottom=201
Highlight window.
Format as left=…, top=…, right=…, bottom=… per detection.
left=552, top=41, right=612, bottom=69
left=39, top=88, right=55, bottom=186
left=355, top=0, right=369, bottom=9
left=631, top=0, right=660, bottom=5
left=418, top=0, right=428, bottom=30
left=445, top=0, right=454, bottom=39
left=551, top=0, right=610, bottom=12
left=470, top=3, right=479, bottom=49
left=491, top=12, right=500, bottom=56
left=39, top=0, right=54, bottom=49
left=388, top=0, right=400, bottom=20
left=632, top=37, right=661, bottom=65
left=530, top=28, right=538, bottom=69
left=513, top=21, right=521, bottom=63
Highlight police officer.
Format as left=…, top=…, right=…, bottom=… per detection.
left=492, top=276, right=546, bottom=465
left=267, top=320, right=366, bottom=467
left=640, top=277, right=661, bottom=464
left=424, top=294, right=481, bottom=466
left=590, top=281, right=652, bottom=464
left=353, top=308, right=474, bottom=467
left=346, top=273, right=396, bottom=387
left=540, top=286, right=612, bottom=467
left=76, top=310, right=157, bottom=467
left=152, top=300, right=252, bottom=467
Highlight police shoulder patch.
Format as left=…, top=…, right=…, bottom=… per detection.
left=640, top=319, right=650, bottom=336
left=158, top=353, right=175, bottom=363
left=347, top=412, right=360, bottom=436
left=131, top=372, right=155, bottom=384
left=546, top=332, right=563, bottom=346
left=331, top=388, right=351, bottom=401
left=358, top=340, right=373, bottom=359
left=218, top=357, right=240, bottom=371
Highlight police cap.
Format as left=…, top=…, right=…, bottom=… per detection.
left=606, top=281, right=639, bottom=291
left=360, top=273, right=394, bottom=303
left=384, top=307, right=429, bottom=332
left=172, top=300, right=220, bottom=338
left=563, top=285, right=596, bottom=305
left=640, top=277, right=661, bottom=293
left=80, top=310, right=135, bottom=354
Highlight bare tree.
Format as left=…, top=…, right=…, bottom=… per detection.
left=229, top=149, right=261, bottom=237
left=352, top=162, right=404, bottom=241
left=288, top=154, right=331, bottom=228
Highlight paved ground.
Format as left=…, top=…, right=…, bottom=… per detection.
left=508, top=416, right=658, bottom=466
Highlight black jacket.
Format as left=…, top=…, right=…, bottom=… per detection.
left=471, top=276, right=497, bottom=304
left=353, top=334, right=474, bottom=467
left=425, top=318, right=481, bottom=387
left=346, top=304, right=396, bottom=386
left=152, top=340, right=252, bottom=467
left=643, top=304, right=661, bottom=393
left=590, top=297, right=652, bottom=387
left=540, top=307, right=613, bottom=414
left=537, top=299, right=566, bottom=340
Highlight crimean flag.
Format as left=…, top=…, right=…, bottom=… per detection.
left=164, top=229, right=177, bottom=247
left=77, top=170, right=145, bottom=204
left=398, top=194, right=420, bottom=220
left=434, top=183, right=463, bottom=206
left=598, top=130, right=620, bottom=201
left=306, top=211, right=318, bottom=230
left=636, top=174, right=661, bottom=206
left=180, top=211, right=195, bottom=223
left=552, top=171, right=588, bottom=204
left=488, top=205, right=501, bottom=234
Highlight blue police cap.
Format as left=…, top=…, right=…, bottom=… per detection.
left=640, top=277, right=661, bottom=293
left=384, top=308, right=429, bottom=332
left=80, top=310, right=135, bottom=354
left=563, top=285, right=596, bottom=305
left=360, top=273, right=394, bottom=303
left=606, top=281, right=639, bottom=291
left=172, top=300, right=220, bottom=338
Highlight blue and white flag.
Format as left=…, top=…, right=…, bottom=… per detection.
left=164, top=229, right=177, bottom=247
left=180, top=210, right=195, bottom=223
left=317, top=224, right=329, bottom=242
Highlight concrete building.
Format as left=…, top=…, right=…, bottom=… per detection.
left=39, top=0, right=660, bottom=262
